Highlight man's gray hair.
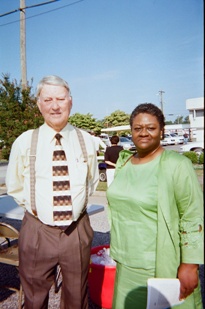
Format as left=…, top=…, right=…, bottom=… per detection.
left=36, top=75, right=71, bottom=98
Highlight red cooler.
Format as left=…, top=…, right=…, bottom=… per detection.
left=88, top=245, right=116, bottom=309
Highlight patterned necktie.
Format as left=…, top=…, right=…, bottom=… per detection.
left=52, top=133, right=72, bottom=225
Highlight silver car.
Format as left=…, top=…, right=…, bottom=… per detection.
left=119, top=137, right=136, bottom=151
left=170, top=133, right=184, bottom=144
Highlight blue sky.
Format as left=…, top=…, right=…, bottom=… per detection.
left=0, top=0, right=203, bottom=121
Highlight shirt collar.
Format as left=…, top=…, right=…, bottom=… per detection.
left=41, top=122, right=73, bottom=143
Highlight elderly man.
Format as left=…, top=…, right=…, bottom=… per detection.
left=6, top=75, right=99, bottom=309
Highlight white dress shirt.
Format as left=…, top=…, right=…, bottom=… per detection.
left=6, top=123, right=99, bottom=226
left=92, top=135, right=107, bottom=152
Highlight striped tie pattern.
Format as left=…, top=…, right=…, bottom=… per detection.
left=52, top=133, right=72, bottom=225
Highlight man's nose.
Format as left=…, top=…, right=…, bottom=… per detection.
left=52, top=99, right=60, bottom=108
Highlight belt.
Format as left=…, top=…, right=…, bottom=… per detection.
left=25, top=210, right=87, bottom=233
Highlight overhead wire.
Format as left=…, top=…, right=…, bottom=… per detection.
left=0, top=0, right=85, bottom=27
left=0, top=0, right=60, bottom=18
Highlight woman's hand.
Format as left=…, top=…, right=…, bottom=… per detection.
left=177, top=263, right=199, bottom=300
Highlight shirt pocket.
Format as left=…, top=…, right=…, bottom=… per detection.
left=70, top=161, right=88, bottom=190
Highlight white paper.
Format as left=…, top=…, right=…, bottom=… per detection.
left=146, top=278, right=185, bottom=309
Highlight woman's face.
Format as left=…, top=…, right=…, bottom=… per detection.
left=131, top=113, right=162, bottom=154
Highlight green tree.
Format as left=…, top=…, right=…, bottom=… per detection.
left=174, top=115, right=183, bottom=124
left=165, top=120, right=173, bottom=125
left=0, top=75, right=43, bottom=159
left=69, top=113, right=98, bottom=131
left=102, top=110, right=131, bottom=136
left=94, top=120, right=105, bottom=135
left=103, top=110, right=130, bottom=128
left=183, top=115, right=190, bottom=124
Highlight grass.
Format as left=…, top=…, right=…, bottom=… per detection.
left=195, top=169, right=203, bottom=175
left=96, top=181, right=107, bottom=191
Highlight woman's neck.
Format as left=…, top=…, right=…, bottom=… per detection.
left=132, top=144, right=163, bottom=164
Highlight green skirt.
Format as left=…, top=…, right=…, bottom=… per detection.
left=112, top=263, right=203, bottom=309
left=112, top=263, right=154, bottom=309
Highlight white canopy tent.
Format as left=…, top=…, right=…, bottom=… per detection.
left=101, top=125, right=130, bottom=132
left=101, top=124, right=192, bottom=134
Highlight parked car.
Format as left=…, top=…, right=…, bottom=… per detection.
left=119, top=137, right=136, bottom=151
left=161, top=133, right=176, bottom=145
left=160, top=139, right=168, bottom=146
left=126, top=135, right=132, bottom=140
left=170, top=133, right=184, bottom=144
left=180, top=141, right=204, bottom=155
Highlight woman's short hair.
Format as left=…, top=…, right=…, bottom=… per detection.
left=130, top=103, right=165, bottom=130
left=110, top=135, right=119, bottom=144
left=36, top=75, right=71, bottom=98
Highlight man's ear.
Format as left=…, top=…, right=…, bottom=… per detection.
left=69, top=96, right=73, bottom=108
left=37, top=99, right=41, bottom=112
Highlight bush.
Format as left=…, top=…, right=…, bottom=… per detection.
left=0, top=75, right=44, bottom=160
left=199, top=152, right=204, bottom=164
left=182, top=151, right=198, bottom=164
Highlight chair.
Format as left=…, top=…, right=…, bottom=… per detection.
left=0, top=222, right=23, bottom=309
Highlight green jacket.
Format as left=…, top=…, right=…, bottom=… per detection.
left=156, top=150, right=203, bottom=277
left=114, top=149, right=204, bottom=277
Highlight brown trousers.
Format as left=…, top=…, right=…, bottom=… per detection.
left=18, top=211, right=94, bottom=309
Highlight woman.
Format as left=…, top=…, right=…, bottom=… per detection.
left=107, top=103, right=203, bottom=309
left=104, top=135, right=123, bottom=187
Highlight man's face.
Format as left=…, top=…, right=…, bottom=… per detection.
left=37, top=84, right=72, bottom=132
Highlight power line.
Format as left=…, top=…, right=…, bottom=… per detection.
left=0, top=9, right=19, bottom=18
left=1, top=0, right=85, bottom=88
left=0, top=0, right=85, bottom=27
left=0, top=0, right=60, bottom=18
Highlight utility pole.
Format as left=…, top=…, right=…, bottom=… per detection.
left=158, top=90, right=165, bottom=113
left=1, top=1, right=58, bottom=89
left=20, top=0, right=27, bottom=89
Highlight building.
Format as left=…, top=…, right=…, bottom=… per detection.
left=186, top=97, right=204, bottom=142
left=164, top=124, right=190, bottom=136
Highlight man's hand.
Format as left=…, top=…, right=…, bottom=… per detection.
left=177, top=263, right=199, bottom=300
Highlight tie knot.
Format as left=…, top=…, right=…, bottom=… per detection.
left=55, top=133, right=62, bottom=145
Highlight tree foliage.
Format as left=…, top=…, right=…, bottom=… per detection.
left=166, top=115, right=190, bottom=125
left=69, top=113, right=99, bottom=131
left=173, top=115, right=183, bottom=124
left=183, top=116, right=190, bottom=124
left=103, top=110, right=130, bottom=128
left=0, top=75, right=43, bottom=159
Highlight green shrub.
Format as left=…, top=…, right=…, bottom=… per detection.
left=199, top=152, right=204, bottom=164
left=182, top=151, right=198, bottom=164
